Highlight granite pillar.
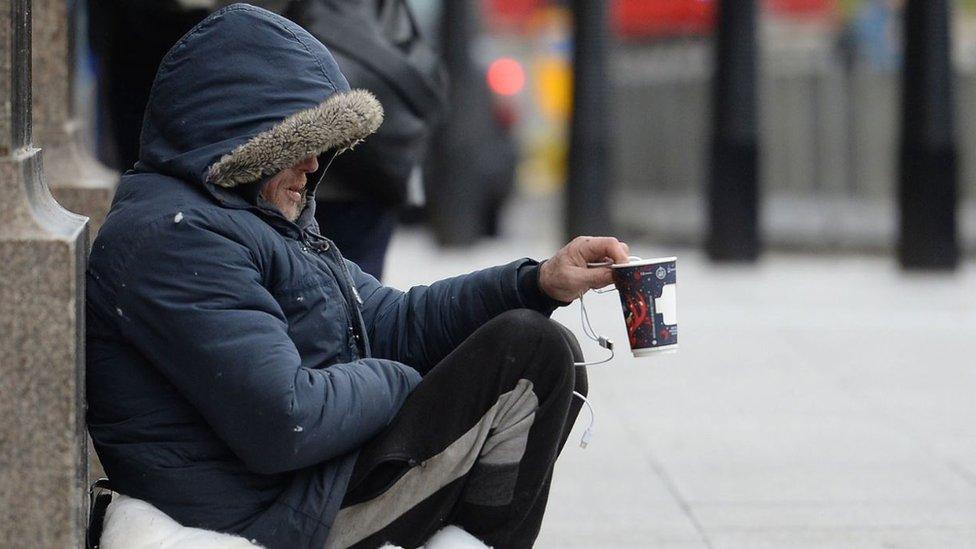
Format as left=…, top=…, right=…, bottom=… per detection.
left=1, top=0, right=90, bottom=547
left=32, top=0, right=115, bottom=236
left=32, top=0, right=113, bottom=482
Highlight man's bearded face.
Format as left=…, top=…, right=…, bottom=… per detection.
left=260, top=155, right=319, bottom=221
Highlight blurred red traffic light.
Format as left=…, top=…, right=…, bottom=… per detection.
left=488, top=57, right=526, bottom=97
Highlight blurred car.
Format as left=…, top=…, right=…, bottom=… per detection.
left=406, top=0, right=520, bottom=245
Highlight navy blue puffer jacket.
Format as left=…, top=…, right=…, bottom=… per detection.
left=86, top=5, right=556, bottom=548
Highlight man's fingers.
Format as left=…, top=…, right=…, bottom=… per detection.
left=576, top=236, right=630, bottom=265
left=580, top=266, right=614, bottom=289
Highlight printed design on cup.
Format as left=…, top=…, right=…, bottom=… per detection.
left=623, top=291, right=649, bottom=342
left=613, top=258, right=678, bottom=353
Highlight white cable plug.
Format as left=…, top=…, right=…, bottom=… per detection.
left=573, top=390, right=595, bottom=448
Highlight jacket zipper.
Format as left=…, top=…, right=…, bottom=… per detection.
left=302, top=229, right=369, bottom=357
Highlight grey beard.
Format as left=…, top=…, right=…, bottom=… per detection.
left=256, top=192, right=305, bottom=223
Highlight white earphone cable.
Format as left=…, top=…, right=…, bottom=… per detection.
left=574, top=292, right=614, bottom=367
left=572, top=390, right=595, bottom=448
left=571, top=291, right=614, bottom=447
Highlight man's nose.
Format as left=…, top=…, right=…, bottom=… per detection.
left=297, top=155, right=318, bottom=173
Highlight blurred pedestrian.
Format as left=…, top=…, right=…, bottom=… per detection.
left=289, top=0, right=447, bottom=279
left=87, top=0, right=442, bottom=280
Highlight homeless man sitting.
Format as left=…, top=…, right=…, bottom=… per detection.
left=86, top=5, right=629, bottom=549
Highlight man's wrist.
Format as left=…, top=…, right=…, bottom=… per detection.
left=518, top=260, right=571, bottom=313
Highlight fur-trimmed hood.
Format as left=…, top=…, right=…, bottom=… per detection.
left=137, top=3, right=382, bottom=218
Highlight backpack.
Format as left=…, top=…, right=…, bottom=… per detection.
left=288, top=0, right=448, bottom=205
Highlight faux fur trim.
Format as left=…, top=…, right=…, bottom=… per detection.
left=207, top=89, right=383, bottom=188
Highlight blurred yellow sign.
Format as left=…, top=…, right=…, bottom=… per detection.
left=534, top=56, right=571, bottom=122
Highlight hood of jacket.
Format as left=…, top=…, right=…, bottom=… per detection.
left=137, top=3, right=383, bottom=228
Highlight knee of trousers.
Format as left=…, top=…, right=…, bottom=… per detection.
left=550, top=319, right=589, bottom=399
left=573, top=365, right=589, bottom=399
left=487, top=309, right=577, bottom=397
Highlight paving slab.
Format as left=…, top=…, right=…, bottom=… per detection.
left=708, top=527, right=976, bottom=549
left=693, top=501, right=976, bottom=530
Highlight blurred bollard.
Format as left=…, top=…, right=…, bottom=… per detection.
left=898, top=0, right=958, bottom=270
left=707, top=0, right=759, bottom=262
left=1, top=0, right=90, bottom=546
left=428, top=0, right=479, bottom=246
left=566, top=0, right=611, bottom=240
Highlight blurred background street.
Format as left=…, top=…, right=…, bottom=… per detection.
left=79, top=0, right=976, bottom=255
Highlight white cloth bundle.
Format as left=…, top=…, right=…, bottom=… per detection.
left=100, top=495, right=490, bottom=549
left=100, top=495, right=263, bottom=549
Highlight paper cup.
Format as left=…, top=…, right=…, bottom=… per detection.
left=611, top=257, right=678, bottom=356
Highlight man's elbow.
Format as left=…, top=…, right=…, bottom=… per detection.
left=231, top=410, right=347, bottom=474
left=235, top=438, right=302, bottom=475
left=229, top=410, right=310, bottom=475
left=239, top=429, right=345, bottom=474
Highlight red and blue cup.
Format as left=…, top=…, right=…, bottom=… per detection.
left=611, top=257, right=678, bottom=356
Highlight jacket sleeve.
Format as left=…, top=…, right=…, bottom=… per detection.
left=353, top=258, right=562, bottom=375
left=115, top=217, right=420, bottom=475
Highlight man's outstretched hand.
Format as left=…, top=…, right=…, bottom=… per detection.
left=539, top=236, right=630, bottom=303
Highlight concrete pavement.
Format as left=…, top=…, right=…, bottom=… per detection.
left=384, top=217, right=976, bottom=548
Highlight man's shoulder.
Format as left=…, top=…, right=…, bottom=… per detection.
left=91, top=175, right=275, bottom=275
left=112, top=172, right=272, bottom=229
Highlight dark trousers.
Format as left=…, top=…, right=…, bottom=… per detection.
left=326, top=310, right=587, bottom=549
left=315, top=199, right=398, bottom=280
